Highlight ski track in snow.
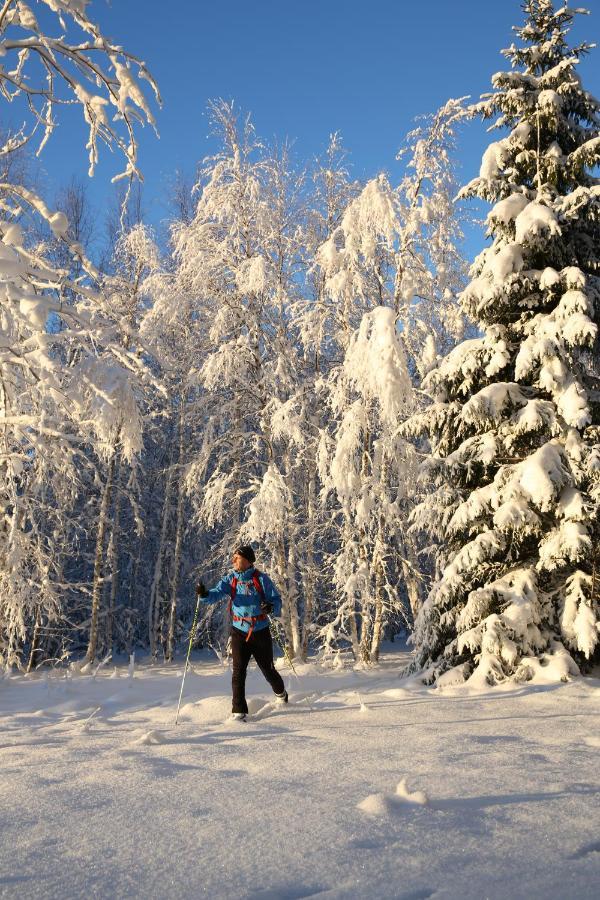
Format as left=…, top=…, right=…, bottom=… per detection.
left=1, top=647, right=599, bottom=900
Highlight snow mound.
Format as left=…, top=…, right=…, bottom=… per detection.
left=178, top=695, right=229, bottom=725
left=380, top=683, right=420, bottom=699
left=357, top=778, right=428, bottom=816
left=132, top=730, right=167, bottom=746
left=248, top=697, right=276, bottom=717
left=436, top=664, right=470, bottom=689
left=395, top=778, right=429, bottom=806
left=357, top=793, right=394, bottom=816
left=514, top=645, right=579, bottom=684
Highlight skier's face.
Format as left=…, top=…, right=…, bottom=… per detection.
left=232, top=552, right=251, bottom=572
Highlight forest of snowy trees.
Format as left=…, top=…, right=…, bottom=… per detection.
left=1, top=0, right=599, bottom=685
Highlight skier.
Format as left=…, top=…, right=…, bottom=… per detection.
left=197, top=546, right=288, bottom=721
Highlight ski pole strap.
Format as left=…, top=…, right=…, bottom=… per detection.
left=229, top=571, right=267, bottom=641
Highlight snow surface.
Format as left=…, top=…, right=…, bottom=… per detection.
left=1, top=646, right=599, bottom=900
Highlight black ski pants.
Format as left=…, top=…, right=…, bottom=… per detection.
left=231, top=625, right=285, bottom=714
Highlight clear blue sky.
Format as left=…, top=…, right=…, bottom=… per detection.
left=37, top=0, right=600, bottom=243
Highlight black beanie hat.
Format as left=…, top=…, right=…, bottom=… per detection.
left=236, top=545, right=256, bottom=564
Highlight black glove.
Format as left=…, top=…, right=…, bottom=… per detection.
left=196, top=581, right=209, bottom=598
left=260, top=600, right=273, bottom=615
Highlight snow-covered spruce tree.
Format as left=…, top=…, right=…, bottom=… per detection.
left=404, top=1, right=600, bottom=686
left=0, top=2, right=159, bottom=667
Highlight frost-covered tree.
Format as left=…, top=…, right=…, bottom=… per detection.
left=0, top=0, right=159, bottom=667
left=0, top=0, right=159, bottom=180
left=405, top=1, right=600, bottom=686
left=237, top=143, right=308, bottom=655
left=277, top=134, right=359, bottom=660
left=172, top=103, right=308, bottom=653
left=322, top=307, right=415, bottom=663
left=140, top=229, right=209, bottom=662
left=312, top=102, right=466, bottom=663
left=81, top=223, right=161, bottom=665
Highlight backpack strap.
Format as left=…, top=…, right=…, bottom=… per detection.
left=252, top=571, right=265, bottom=600
left=228, top=576, right=238, bottom=620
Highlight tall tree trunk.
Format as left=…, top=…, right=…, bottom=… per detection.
left=300, top=470, right=317, bottom=662
left=371, top=454, right=390, bottom=662
left=358, top=591, right=372, bottom=664
left=127, top=538, right=142, bottom=655
left=149, top=459, right=174, bottom=660
left=83, top=453, right=116, bottom=665
left=276, top=537, right=294, bottom=654
left=286, top=541, right=301, bottom=657
left=399, top=532, right=423, bottom=621
left=340, top=519, right=361, bottom=662
left=26, top=607, right=42, bottom=673
left=105, top=457, right=123, bottom=655
left=358, top=423, right=372, bottom=665
left=348, top=600, right=360, bottom=662
left=279, top=449, right=300, bottom=657
left=231, top=394, right=244, bottom=533
left=371, top=552, right=385, bottom=663
left=166, top=402, right=186, bottom=662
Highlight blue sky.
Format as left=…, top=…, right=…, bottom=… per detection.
left=35, top=0, right=600, bottom=245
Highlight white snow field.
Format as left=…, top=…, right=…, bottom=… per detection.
left=1, top=647, right=599, bottom=900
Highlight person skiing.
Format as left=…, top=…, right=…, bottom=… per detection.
left=196, top=545, right=288, bottom=721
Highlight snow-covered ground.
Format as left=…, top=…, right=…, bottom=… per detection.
left=2, top=646, right=599, bottom=900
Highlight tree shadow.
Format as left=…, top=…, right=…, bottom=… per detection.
left=432, top=782, right=599, bottom=813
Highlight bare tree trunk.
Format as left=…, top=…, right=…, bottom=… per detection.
left=358, top=591, right=372, bottom=664
left=275, top=538, right=294, bottom=653
left=371, top=554, right=385, bottom=662
left=149, top=459, right=174, bottom=659
left=105, top=457, right=123, bottom=655
left=286, top=541, right=301, bottom=657
left=26, top=607, right=42, bottom=673
left=399, top=532, right=423, bottom=620
left=348, top=601, right=360, bottom=661
left=358, top=424, right=372, bottom=665
left=231, top=394, right=244, bottom=533
left=300, top=471, right=317, bottom=662
left=126, top=538, right=142, bottom=655
left=278, top=448, right=301, bottom=658
left=357, top=531, right=372, bottom=664
left=166, top=402, right=186, bottom=662
left=339, top=518, right=361, bottom=662
left=83, top=453, right=116, bottom=665
left=370, top=454, right=390, bottom=662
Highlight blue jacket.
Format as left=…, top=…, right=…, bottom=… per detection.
left=202, top=567, right=282, bottom=635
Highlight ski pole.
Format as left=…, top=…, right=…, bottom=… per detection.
left=175, top=592, right=202, bottom=725
left=268, top=615, right=298, bottom=677
left=268, top=615, right=316, bottom=711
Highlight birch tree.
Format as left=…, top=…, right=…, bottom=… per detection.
left=0, top=0, right=159, bottom=667
left=311, top=102, right=467, bottom=663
